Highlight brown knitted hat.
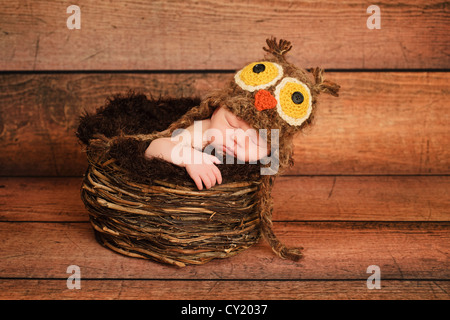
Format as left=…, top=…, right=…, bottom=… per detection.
left=168, top=37, right=340, bottom=172
left=219, top=38, right=339, bottom=130
left=166, top=37, right=340, bottom=261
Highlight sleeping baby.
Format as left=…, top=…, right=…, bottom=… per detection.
left=144, top=105, right=269, bottom=190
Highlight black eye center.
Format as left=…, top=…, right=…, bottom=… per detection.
left=291, top=91, right=304, bottom=104
left=252, top=64, right=266, bottom=74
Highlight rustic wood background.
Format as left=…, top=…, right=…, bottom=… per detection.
left=0, top=0, right=449, bottom=300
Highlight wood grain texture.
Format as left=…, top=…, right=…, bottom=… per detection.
left=0, top=72, right=448, bottom=176
left=0, top=72, right=225, bottom=176
left=0, top=0, right=449, bottom=70
left=0, top=177, right=87, bottom=221
left=0, top=222, right=448, bottom=280
left=272, top=176, right=450, bottom=221
left=1, top=176, right=449, bottom=222
left=1, top=279, right=448, bottom=300
left=1, top=0, right=448, bottom=302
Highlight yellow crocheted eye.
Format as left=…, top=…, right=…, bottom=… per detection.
left=235, top=61, right=283, bottom=92
left=274, top=77, right=312, bottom=126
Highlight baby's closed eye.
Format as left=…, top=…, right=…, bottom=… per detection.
left=225, top=115, right=238, bottom=128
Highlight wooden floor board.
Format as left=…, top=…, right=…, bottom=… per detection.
left=1, top=176, right=449, bottom=222
left=0, top=221, right=447, bottom=280
left=1, top=176, right=447, bottom=299
left=0, top=72, right=448, bottom=176
left=1, top=0, right=448, bottom=70
left=1, top=279, right=448, bottom=300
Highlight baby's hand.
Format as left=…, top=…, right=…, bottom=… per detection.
left=185, top=151, right=222, bottom=190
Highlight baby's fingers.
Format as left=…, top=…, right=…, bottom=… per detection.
left=203, top=153, right=221, bottom=165
left=191, top=174, right=204, bottom=190
left=206, top=170, right=218, bottom=189
left=212, top=164, right=222, bottom=185
left=205, top=165, right=222, bottom=188
left=200, top=172, right=213, bottom=189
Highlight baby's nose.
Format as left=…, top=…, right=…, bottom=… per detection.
left=254, top=89, right=277, bottom=111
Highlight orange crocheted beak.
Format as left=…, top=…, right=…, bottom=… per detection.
left=254, top=89, right=277, bottom=111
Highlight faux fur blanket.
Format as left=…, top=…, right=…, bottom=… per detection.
left=76, top=92, right=261, bottom=186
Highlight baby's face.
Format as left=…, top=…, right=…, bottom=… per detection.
left=208, top=106, right=269, bottom=162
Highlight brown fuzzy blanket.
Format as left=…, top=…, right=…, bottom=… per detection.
left=76, top=92, right=261, bottom=186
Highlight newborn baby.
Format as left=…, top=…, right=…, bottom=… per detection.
left=145, top=105, right=269, bottom=190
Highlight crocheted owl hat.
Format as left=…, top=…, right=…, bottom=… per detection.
left=225, top=37, right=339, bottom=130
left=168, top=37, right=340, bottom=172
left=166, top=37, right=340, bottom=261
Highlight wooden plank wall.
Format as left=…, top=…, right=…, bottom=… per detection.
left=0, top=0, right=449, bottom=300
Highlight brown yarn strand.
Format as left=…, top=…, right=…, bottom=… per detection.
left=310, top=67, right=341, bottom=97
left=257, top=175, right=303, bottom=262
left=263, top=37, right=293, bottom=59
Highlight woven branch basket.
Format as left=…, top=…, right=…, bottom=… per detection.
left=77, top=94, right=266, bottom=267
left=81, top=150, right=262, bottom=268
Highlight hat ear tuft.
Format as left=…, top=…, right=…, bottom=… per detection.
left=263, top=37, right=292, bottom=60
left=310, top=67, right=340, bottom=97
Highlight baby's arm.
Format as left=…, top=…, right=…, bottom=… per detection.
left=144, top=136, right=222, bottom=190
left=144, top=137, right=178, bottom=164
